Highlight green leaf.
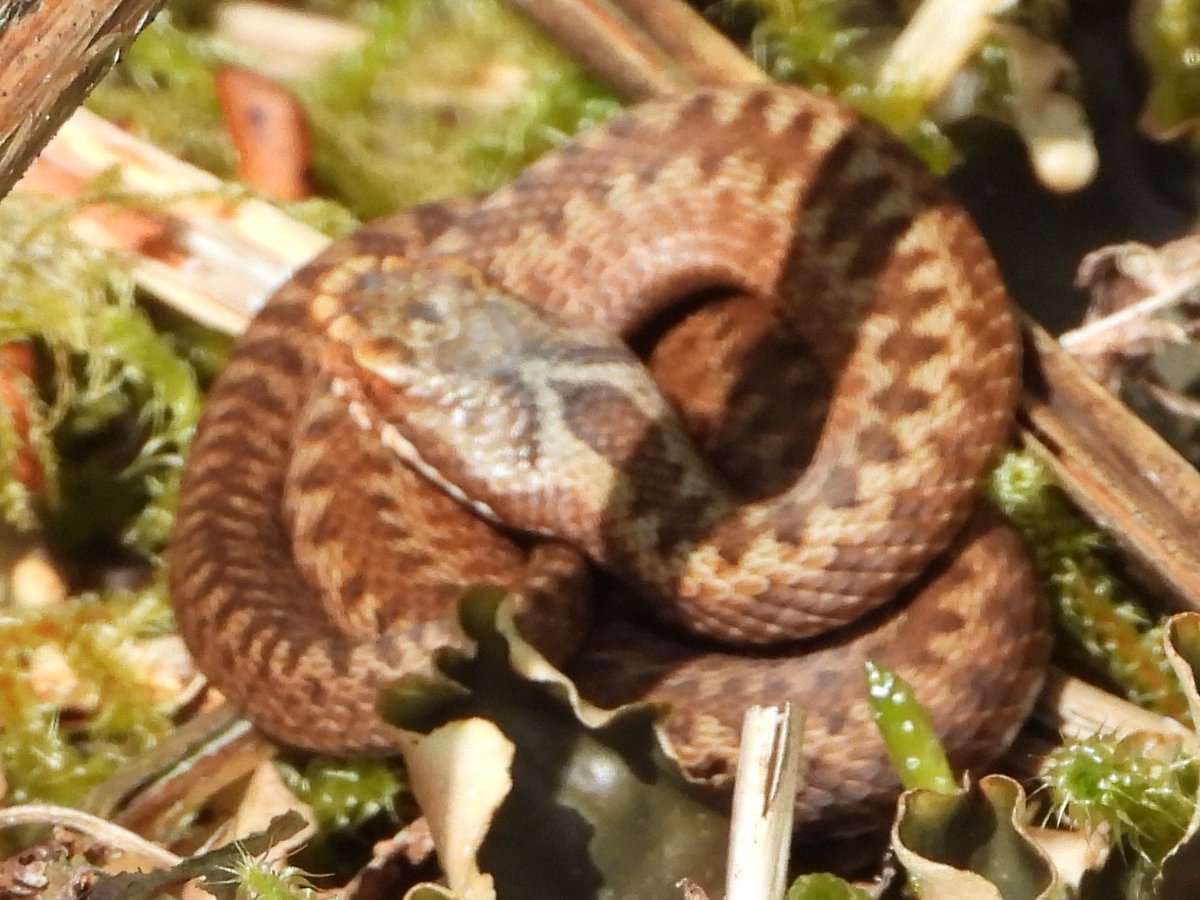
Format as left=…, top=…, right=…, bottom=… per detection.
left=864, top=661, right=955, bottom=794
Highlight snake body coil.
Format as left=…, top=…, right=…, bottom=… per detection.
left=170, top=86, right=1051, bottom=834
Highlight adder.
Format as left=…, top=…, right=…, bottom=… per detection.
left=169, top=85, right=1051, bottom=835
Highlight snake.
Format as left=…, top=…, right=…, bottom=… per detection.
left=169, top=85, right=1052, bottom=836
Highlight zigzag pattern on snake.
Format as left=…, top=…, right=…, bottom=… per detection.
left=169, top=85, right=1051, bottom=835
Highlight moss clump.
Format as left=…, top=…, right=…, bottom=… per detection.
left=278, top=756, right=403, bottom=834
left=0, top=190, right=204, bottom=552
left=0, top=584, right=176, bottom=806
left=1043, top=731, right=1198, bottom=884
left=989, top=451, right=1187, bottom=722
left=87, top=13, right=237, bottom=177
left=717, top=0, right=955, bottom=169
left=299, top=0, right=619, bottom=219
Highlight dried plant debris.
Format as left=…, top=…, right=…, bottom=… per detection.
left=380, top=587, right=730, bottom=900
left=1068, top=236, right=1200, bottom=466
left=85, top=809, right=310, bottom=899
left=714, top=0, right=1094, bottom=188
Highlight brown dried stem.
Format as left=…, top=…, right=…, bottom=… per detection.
left=504, top=0, right=685, bottom=100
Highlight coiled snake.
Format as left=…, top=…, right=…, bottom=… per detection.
left=170, top=85, right=1051, bottom=834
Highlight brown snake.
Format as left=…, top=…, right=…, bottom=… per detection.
left=169, top=85, right=1051, bottom=835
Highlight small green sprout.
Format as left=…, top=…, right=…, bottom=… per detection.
left=864, top=661, right=956, bottom=794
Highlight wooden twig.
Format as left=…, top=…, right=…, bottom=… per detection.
left=876, top=0, right=1003, bottom=99
left=0, top=0, right=166, bottom=196
left=1019, top=322, right=1200, bottom=611
left=725, top=705, right=804, bottom=900
left=1035, top=667, right=1198, bottom=747
left=21, top=107, right=327, bottom=334
left=605, top=0, right=769, bottom=89
left=0, top=804, right=181, bottom=868
left=504, top=0, right=684, bottom=101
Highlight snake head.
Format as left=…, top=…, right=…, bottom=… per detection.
left=307, top=254, right=700, bottom=553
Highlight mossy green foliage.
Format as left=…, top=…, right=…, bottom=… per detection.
left=0, top=584, right=175, bottom=806
left=786, top=872, right=871, bottom=899
left=226, top=856, right=319, bottom=900
left=0, top=190, right=204, bottom=552
left=1139, top=0, right=1200, bottom=137
left=716, top=0, right=1075, bottom=174
left=716, top=0, right=955, bottom=170
left=298, top=0, right=620, bottom=219
left=90, top=0, right=618, bottom=223
left=989, top=451, right=1188, bottom=722
left=1044, top=732, right=1199, bottom=878
left=864, top=661, right=957, bottom=794
left=87, top=13, right=238, bottom=178
left=278, top=755, right=403, bottom=834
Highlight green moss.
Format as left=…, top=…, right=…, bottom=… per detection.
left=0, top=191, right=205, bottom=553
left=298, top=0, right=619, bottom=219
left=87, top=12, right=237, bottom=177
left=226, top=856, right=319, bottom=900
left=718, top=0, right=954, bottom=170
left=278, top=756, right=403, bottom=834
left=787, top=872, right=872, bottom=899
left=989, top=451, right=1188, bottom=722
left=0, top=584, right=176, bottom=805
left=1043, top=731, right=1198, bottom=868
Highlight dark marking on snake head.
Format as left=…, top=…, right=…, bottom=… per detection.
left=340, top=570, right=367, bottom=605
left=879, top=328, right=947, bottom=368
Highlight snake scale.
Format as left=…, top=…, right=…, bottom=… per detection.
left=170, top=85, right=1052, bottom=835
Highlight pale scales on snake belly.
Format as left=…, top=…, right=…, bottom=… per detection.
left=169, top=85, right=1052, bottom=835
